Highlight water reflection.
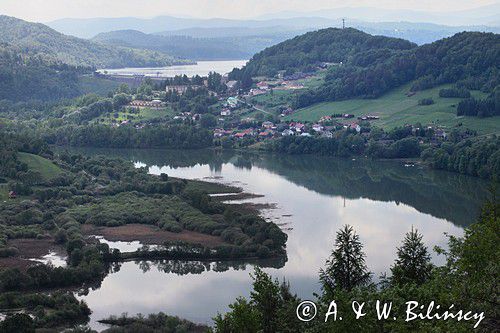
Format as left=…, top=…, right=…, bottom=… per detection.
left=28, top=251, right=67, bottom=268
left=71, top=147, right=489, bottom=227
left=133, top=258, right=286, bottom=276
left=67, top=148, right=491, bottom=330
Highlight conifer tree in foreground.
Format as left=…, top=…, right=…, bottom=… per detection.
left=390, top=227, right=433, bottom=286
left=320, top=225, right=371, bottom=292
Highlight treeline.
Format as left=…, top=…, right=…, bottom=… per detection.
left=267, top=130, right=422, bottom=159
left=457, top=88, right=500, bottom=117
left=42, top=124, right=213, bottom=149
left=213, top=197, right=499, bottom=332
left=422, top=135, right=500, bottom=180
left=294, top=31, right=499, bottom=107
left=265, top=129, right=500, bottom=180
left=439, top=87, right=471, bottom=98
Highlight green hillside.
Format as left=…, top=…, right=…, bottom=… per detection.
left=233, top=28, right=498, bottom=112
left=17, top=152, right=63, bottom=180
left=0, top=15, right=183, bottom=68
left=286, top=83, right=498, bottom=134
left=231, top=28, right=416, bottom=78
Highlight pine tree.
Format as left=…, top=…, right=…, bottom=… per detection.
left=390, top=227, right=432, bottom=286
left=320, top=225, right=371, bottom=293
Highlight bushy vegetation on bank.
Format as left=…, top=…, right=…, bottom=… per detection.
left=422, top=135, right=500, bottom=180
left=263, top=126, right=500, bottom=180
left=0, top=292, right=91, bottom=331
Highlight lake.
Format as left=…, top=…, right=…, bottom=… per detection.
left=97, top=60, right=247, bottom=78
left=72, top=149, right=490, bottom=331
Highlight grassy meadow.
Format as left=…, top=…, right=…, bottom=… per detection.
left=285, top=83, right=497, bottom=134
left=17, top=152, right=63, bottom=181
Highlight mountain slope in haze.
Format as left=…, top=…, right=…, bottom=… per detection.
left=0, top=15, right=183, bottom=68
left=256, top=3, right=500, bottom=26
left=46, top=3, right=500, bottom=39
left=155, top=23, right=500, bottom=45
left=48, top=13, right=499, bottom=48
left=47, top=16, right=335, bottom=39
left=92, top=29, right=306, bottom=60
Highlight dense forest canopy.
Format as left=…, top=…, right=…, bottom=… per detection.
left=0, top=15, right=184, bottom=68
left=230, top=28, right=416, bottom=78
left=0, top=44, right=84, bottom=101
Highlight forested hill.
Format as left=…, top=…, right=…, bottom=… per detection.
left=0, top=15, right=184, bottom=68
left=231, top=28, right=499, bottom=108
left=0, top=43, right=84, bottom=101
left=300, top=31, right=500, bottom=104
left=230, top=28, right=417, bottom=78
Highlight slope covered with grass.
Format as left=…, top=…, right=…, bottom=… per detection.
left=17, top=153, right=63, bottom=181
left=286, top=83, right=497, bottom=134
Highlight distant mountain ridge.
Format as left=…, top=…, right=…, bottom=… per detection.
left=255, top=3, right=500, bottom=26
left=0, top=15, right=184, bottom=68
left=46, top=3, right=500, bottom=40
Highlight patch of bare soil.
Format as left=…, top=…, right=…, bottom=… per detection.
left=82, top=224, right=227, bottom=248
left=0, top=238, right=63, bottom=271
left=0, top=257, right=33, bottom=271
left=213, top=193, right=264, bottom=201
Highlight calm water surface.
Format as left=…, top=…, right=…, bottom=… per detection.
left=97, top=60, right=247, bottom=78
left=72, top=149, right=489, bottom=331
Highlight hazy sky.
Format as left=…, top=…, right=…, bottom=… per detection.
left=0, top=0, right=497, bottom=22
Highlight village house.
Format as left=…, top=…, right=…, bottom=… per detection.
left=165, top=85, right=203, bottom=95
left=249, top=88, right=266, bottom=96
left=321, top=131, right=334, bottom=138
left=226, top=80, right=239, bottom=92
left=281, top=81, right=304, bottom=90
left=358, top=115, right=380, bottom=121
left=8, top=191, right=16, bottom=199
left=293, top=123, right=305, bottom=132
left=233, top=128, right=256, bottom=139
left=129, top=100, right=165, bottom=108
left=220, top=108, right=231, bottom=116
left=256, top=81, right=269, bottom=90
left=214, top=128, right=226, bottom=138
left=319, top=115, right=332, bottom=123
left=282, top=129, right=295, bottom=136
left=259, top=130, right=274, bottom=138
left=226, top=97, right=238, bottom=108
left=280, top=107, right=294, bottom=117
left=262, top=121, right=274, bottom=129
left=241, top=117, right=255, bottom=123
left=312, top=124, right=324, bottom=132
left=434, top=128, right=447, bottom=140
left=344, top=122, right=361, bottom=133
